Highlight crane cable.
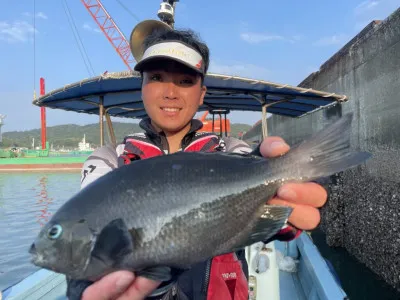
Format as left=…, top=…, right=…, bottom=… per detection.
left=115, top=0, right=140, bottom=23
left=62, top=0, right=95, bottom=77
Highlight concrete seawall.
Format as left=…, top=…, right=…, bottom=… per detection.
left=266, top=8, right=400, bottom=290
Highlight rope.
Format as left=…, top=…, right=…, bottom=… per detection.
left=62, top=0, right=95, bottom=77
left=115, top=0, right=140, bottom=22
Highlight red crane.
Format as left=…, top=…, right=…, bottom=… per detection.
left=80, top=0, right=135, bottom=70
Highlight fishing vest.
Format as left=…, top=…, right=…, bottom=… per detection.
left=117, top=119, right=249, bottom=300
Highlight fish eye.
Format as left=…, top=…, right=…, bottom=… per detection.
left=47, top=224, right=63, bottom=240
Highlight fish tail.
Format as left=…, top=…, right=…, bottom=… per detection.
left=281, top=113, right=371, bottom=180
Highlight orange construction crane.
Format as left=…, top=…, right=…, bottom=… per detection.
left=81, top=0, right=135, bottom=70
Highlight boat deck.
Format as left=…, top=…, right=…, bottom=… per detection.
left=1, top=268, right=67, bottom=300
left=275, top=234, right=347, bottom=300
left=1, top=233, right=347, bottom=300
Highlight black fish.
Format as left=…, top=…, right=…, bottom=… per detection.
left=29, top=113, right=370, bottom=282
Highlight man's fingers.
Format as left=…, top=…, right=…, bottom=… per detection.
left=268, top=198, right=321, bottom=230
left=277, top=182, right=328, bottom=208
left=117, top=277, right=161, bottom=300
left=82, top=271, right=135, bottom=300
left=259, top=136, right=290, bottom=158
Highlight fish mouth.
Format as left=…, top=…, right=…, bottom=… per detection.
left=29, top=243, right=36, bottom=255
left=30, top=253, right=59, bottom=273
left=28, top=242, right=52, bottom=269
left=30, top=252, right=43, bottom=266
left=29, top=243, right=41, bottom=265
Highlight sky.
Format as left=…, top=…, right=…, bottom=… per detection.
left=0, top=0, right=398, bottom=132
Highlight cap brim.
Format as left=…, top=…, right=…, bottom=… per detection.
left=134, top=56, right=204, bottom=75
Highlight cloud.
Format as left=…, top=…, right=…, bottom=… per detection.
left=83, top=22, right=101, bottom=34
left=240, top=32, right=303, bottom=44
left=36, top=12, right=48, bottom=20
left=240, top=32, right=285, bottom=44
left=0, top=20, right=37, bottom=43
left=354, top=0, right=379, bottom=15
left=291, top=35, right=304, bottom=42
left=353, top=0, right=399, bottom=31
left=313, top=34, right=348, bottom=46
left=22, top=12, right=48, bottom=19
left=209, top=61, right=271, bottom=80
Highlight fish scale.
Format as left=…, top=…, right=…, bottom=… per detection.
left=129, top=184, right=275, bottom=269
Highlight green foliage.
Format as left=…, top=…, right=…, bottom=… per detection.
left=1, top=122, right=251, bottom=149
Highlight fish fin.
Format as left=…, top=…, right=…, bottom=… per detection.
left=249, top=143, right=263, bottom=157
left=91, top=218, right=134, bottom=268
left=136, top=266, right=173, bottom=282
left=216, top=205, right=292, bottom=254
left=160, top=282, right=190, bottom=300
left=282, top=113, right=371, bottom=180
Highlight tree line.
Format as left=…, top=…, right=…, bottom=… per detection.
left=1, top=122, right=251, bottom=149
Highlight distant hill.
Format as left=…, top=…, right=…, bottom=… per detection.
left=1, top=122, right=251, bottom=149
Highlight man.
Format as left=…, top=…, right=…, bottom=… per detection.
left=71, top=28, right=327, bottom=300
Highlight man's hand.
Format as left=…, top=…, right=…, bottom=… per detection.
left=260, top=136, right=327, bottom=230
left=81, top=271, right=160, bottom=300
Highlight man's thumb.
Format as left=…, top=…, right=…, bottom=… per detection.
left=82, top=271, right=135, bottom=300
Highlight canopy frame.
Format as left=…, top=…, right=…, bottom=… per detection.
left=33, top=71, right=348, bottom=146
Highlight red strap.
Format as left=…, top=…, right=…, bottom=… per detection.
left=207, top=254, right=248, bottom=300
left=184, top=135, right=219, bottom=152
left=273, top=224, right=302, bottom=241
left=124, top=138, right=164, bottom=160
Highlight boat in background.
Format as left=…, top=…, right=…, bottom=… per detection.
left=197, top=110, right=231, bottom=137
left=0, top=137, right=93, bottom=172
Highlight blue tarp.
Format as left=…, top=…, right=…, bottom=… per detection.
left=33, top=71, right=348, bottom=119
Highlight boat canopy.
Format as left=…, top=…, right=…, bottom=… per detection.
left=33, top=71, right=347, bottom=119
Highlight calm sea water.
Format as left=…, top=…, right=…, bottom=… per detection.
left=0, top=172, right=81, bottom=290
left=0, top=172, right=399, bottom=299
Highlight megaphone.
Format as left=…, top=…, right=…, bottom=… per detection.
left=130, top=19, right=172, bottom=63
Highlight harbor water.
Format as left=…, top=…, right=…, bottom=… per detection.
left=0, top=172, right=399, bottom=299
left=0, top=172, right=80, bottom=290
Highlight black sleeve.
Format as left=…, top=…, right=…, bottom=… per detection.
left=66, top=277, right=93, bottom=300
left=65, top=271, right=188, bottom=300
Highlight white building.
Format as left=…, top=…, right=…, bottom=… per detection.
left=78, top=134, right=93, bottom=151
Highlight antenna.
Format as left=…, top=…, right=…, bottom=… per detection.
left=0, top=115, right=6, bottom=144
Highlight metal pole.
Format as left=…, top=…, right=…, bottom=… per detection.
left=262, top=104, right=268, bottom=138
left=168, top=0, right=178, bottom=28
left=99, top=96, right=104, bottom=147
left=40, top=78, right=46, bottom=149
left=219, top=112, right=222, bottom=137
left=224, top=113, right=228, bottom=137
left=105, top=112, right=116, bottom=146
left=249, top=94, right=291, bottom=141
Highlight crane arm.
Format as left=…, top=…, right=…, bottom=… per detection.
left=81, top=0, right=135, bottom=70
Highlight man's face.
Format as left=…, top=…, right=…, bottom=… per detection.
left=141, top=60, right=206, bottom=134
